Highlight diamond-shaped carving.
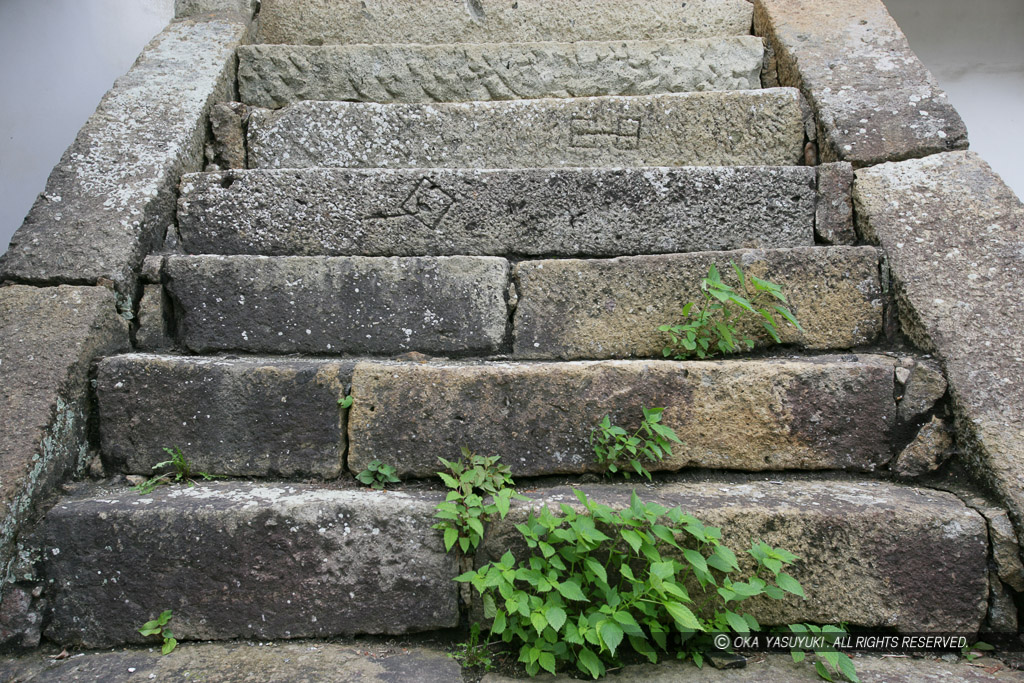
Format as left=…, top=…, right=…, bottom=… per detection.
left=401, top=179, right=456, bottom=228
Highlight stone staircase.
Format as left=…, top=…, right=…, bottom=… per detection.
left=19, top=0, right=1011, bottom=675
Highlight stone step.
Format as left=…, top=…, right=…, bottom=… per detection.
left=96, top=354, right=906, bottom=480
left=161, top=254, right=511, bottom=355
left=96, top=355, right=355, bottom=479
left=256, top=0, right=754, bottom=45
left=156, top=247, right=878, bottom=357
left=246, top=90, right=807, bottom=170
left=348, top=355, right=900, bottom=479
left=177, top=166, right=817, bottom=258
left=34, top=477, right=987, bottom=649
left=2, top=646, right=1020, bottom=683
left=237, top=37, right=765, bottom=108
left=513, top=246, right=884, bottom=359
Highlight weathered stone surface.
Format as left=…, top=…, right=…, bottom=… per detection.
left=988, top=575, right=1019, bottom=634
left=257, top=0, right=754, bottom=45
left=204, top=102, right=249, bottom=170
left=178, top=167, right=816, bottom=257
left=513, top=246, right=883, bottom=359
left=247, top=90, right=807, bottom=170
left=163, top=255, right=511, bottom=355
left=0, top=19, right=246, bottom=301
left=238, top=37, right=764, bottom=108
left=986, top=510, right=1024, bottom=593
left=854, top=151, right=1024, bottom=545
left=98, top=355, right=353, bottom=478
left=898, top=359, right=948, bottom=423
left=0, top=585, right=42, bottom=649
left=0, top=642, right=462, bottom=683
left=479, top=479, right=989, bottom=631
left=176, top=0, right=258, bottom=18
left=815, top=162, right=856, bottom=245
left=348, top=356, right=897, bottom=478
left=482, top=653, right=1024, bottom=682
left=0, top=286, right=129, bottom=585
left=892, top=416, right=954, bottom=478
left=38, top=482, right=458, bottom=647
left=754, top=0, right=967, bottom=166
left=133, top=284, right=172, bottom=351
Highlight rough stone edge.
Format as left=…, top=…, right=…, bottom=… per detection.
left=752, top=0, right=968, bottom=168
left=0, top=14, right=254, bottom=308
left=0, top=287, right=130, bottom=591
left=176, top=0, right=258, bottom=19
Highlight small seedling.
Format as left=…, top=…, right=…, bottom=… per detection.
left=133, top=446, right=218, bottom=494
left=962, top=641, right=995, bottom=662
left=448, top=623, right=495, bottom=671
left=356, top=459, right=400, bottom=490
left=433, top=447, right=526, bottom=553
left=338, top=395, right=354, bottom=409
left=660, top=262, right=802, bottom=359
left=138, top=609, right=177, bottom=655
left=590, top=407, right=681, bottom=480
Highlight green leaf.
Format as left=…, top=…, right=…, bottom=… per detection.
left=776, top=572, right=806, bottom=598
left=555, top=579, right=588, bottom=602
left=724, top=610, right=750, bottom=633
left=773, top=304, right=803, bottom=331
left=791, top=651, right=806, bottom=664
left=814, top=660, right=834, bottom=681
left=443, top=527, right=458, bottom=551
left=599, top=621, right=624, bottom=656
left=531, top=611, right=548, bottom=635
left=538, top=651, right=556, bottom=674
left=837, top=653, right=860, bottom=682
left=585, top=557, right=607, bottom=584
left=621, top=529, right=643, bottom=553
left=545, top=605, right=567, bottom=632
left=663, top=601, right=702, bottom=631
left=682, top=549, right=708, bottom=574
left=578, top=647, right=605, bottom=679
left=338, top=395, right=354, bottom=409
left=161, top=637, right=177, bottom=655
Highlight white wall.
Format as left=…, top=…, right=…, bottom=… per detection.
left=0, top=1, right=1021, bottom=255
left=884, top=0, right=1024, bottom=199
left=0, top=0, right=173, bottom=253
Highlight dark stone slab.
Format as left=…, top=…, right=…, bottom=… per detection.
left=38, top=482, right=459, bottom=648
left=98, top=355, right=354, bottom=478
left=348, top=356, right=897, bottom=478
left=754, top=0, right=968, bottom=166
left=163, top=255, right=511, bottom=355
left=177, top=166, right=816, bottom=257
left=854, top=150, right=1024, bottom=550
left=0, top=285, right=128, bottom=585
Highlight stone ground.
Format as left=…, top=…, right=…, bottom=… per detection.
left=1, top=641, right=1023, bottom=682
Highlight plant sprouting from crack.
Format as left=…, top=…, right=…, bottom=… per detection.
left=138, top=609, right=177, bottom=655
left=133, top=446, right=219, bottom=495
left=591, top=407, right=681, bottom=480
left=660, top=262, right=802, bottom=360
left=356, top=459, right=400, bottom=490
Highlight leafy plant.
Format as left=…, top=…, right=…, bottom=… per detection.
left=433, top=447, right=527, bottom=554
left=448, top=623, right=495, bottom=671
left=590, top=407, right=681, bottom=480
left=133, top=446, right=218, bottom=494
left=660, top=262, right=802, bottom=359
left=138, top=609, right=177, bottom=655
left=356, top=459, right=400, bottom=490
left=457, top=490, right=812, bottom=679
left=961, top=640, right=995, bottom=662
left=787, top=623, right=859, bottom=682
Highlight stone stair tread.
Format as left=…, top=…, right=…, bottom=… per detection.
left=177, top=166, right=817, bottom=258
left=256, top=0, right=754, bottom=45
left=156, top=247, right=880, bottom=357
left=35, top=477, right=987, bottom=648
left=98, top=353, right=903, bottom=479
left=246, top=90, right=807, bottom=170
left=237, top=36, right=765, bottom=108
left=348, top=354, right=900, bottom=479
left=1, top=645, right=1020, bottom=683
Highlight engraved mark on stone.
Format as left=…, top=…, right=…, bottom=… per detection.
left=400, top=178, right=457, bottom=228
left=570, top=115, right=643, bottom=150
